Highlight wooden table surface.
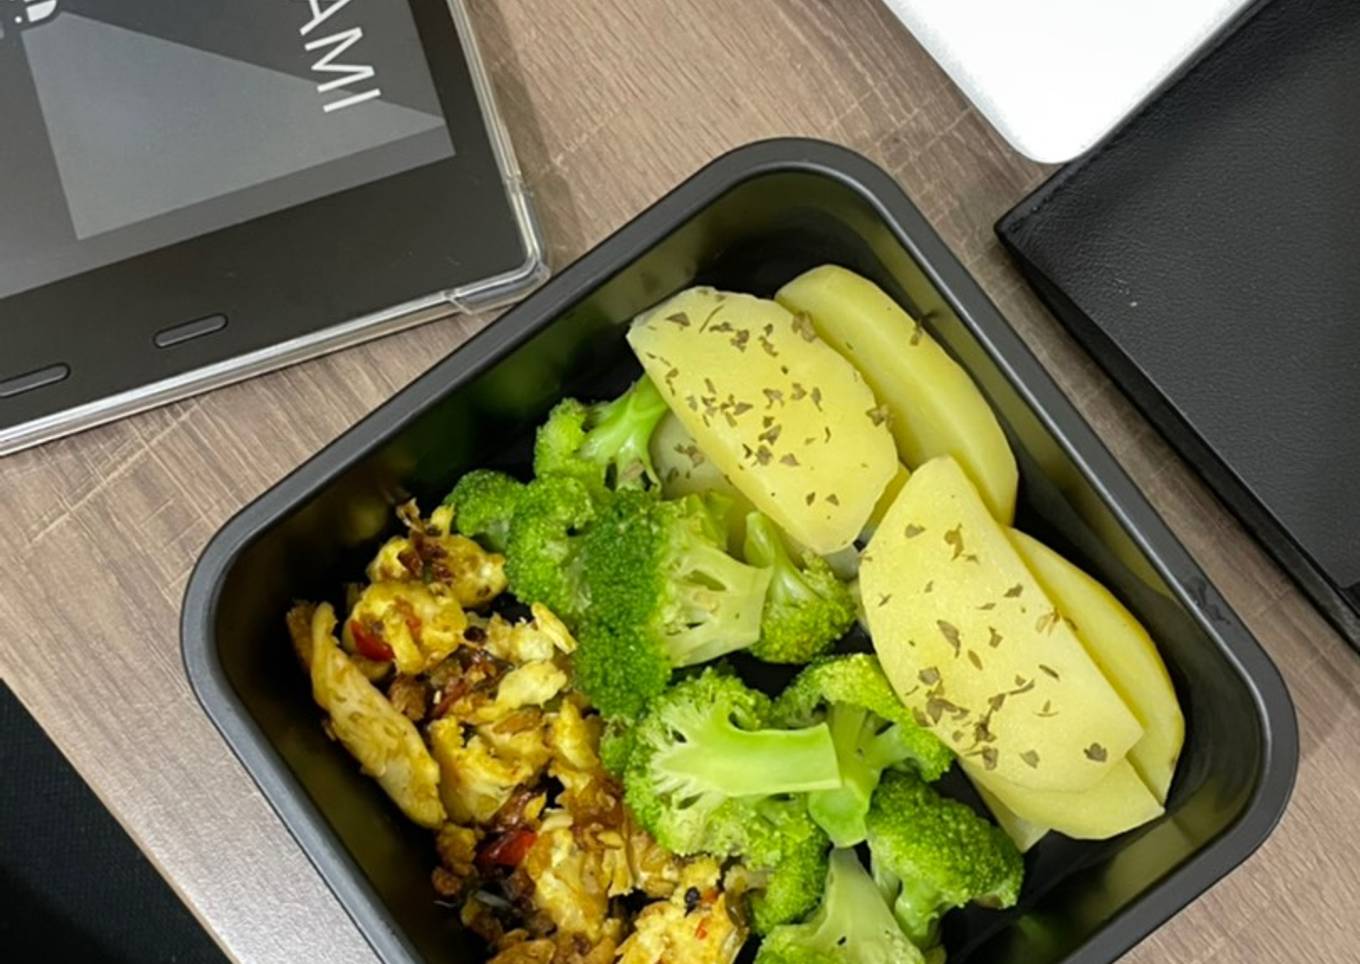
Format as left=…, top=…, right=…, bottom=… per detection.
left=2, top=1, right=1357, bottom=961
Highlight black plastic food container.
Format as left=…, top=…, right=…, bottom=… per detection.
left=182, top=139, right=1298, bottom=964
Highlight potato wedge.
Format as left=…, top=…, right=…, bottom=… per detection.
left=974, top=784, right=1049, bottom=853
left=777, top=265, right=1018, bottom=522
left=630, top=287, right=897, bottom=553
left=860, top=456, right=1143, bottom=791
left=964, top=757, right=1164, bottom=840
left=308, top=603, right=446, bottom=829
left=1008, top=530, right=1185, bottom=802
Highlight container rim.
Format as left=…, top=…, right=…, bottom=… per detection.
left=181, top=137, right=1299, bottom=964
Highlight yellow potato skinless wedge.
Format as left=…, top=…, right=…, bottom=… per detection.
left=974, top=784, right=1049, bottom=853
left=308, top=603, right=447, bottom=829
left=964, top=757, right=1164, bottom=840
left=860, top=456, right=1143, bottom=791
left=1008, top=530, right=1185, bottom=803
left=630, top=286, right=898, bottom=554
left=777, top=265, right=1018, bottom=523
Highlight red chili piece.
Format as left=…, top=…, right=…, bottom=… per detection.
left=476, top=829, right=538, bottom=870
left=349, top=620, right=394, bottom=662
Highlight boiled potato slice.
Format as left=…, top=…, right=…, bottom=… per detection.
left=1008, top=530, right=1185, bottom=802
left=777, top=265, right=1018, bottom=522
left=860, top=456, right=1143, bottom=791
left=308, top=603, right=447, bottom=829
left=656, top=409, right=909, bottom=537
left=974, top=784, right=1049, bottom=853
left=653, top=405, right=908, bottom=575
left=965, top=757, right=1163, bottom=840
left=630, top=287, right=897, bottom=554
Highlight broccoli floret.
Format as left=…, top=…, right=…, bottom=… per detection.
left=534, top=376, right=669, bottom=496
left=866, top=771, right=1023, bottom=950
left=574, top=491, right=773, bottom=716
left=774, top=654, right=953, bottom=847
left=444, top=469, right=525, bottom=552
left=502, top=476, right=595, bottom=623
left=755, top=849, right=924, bottom=964
left=737, top=799, right=834, bottom=934
left=623, top=670, right=839, bottom=843
left=743, top=513, right=857, bottom=663
left=622, top=670, right=838, bottom=931
left=599, top=718, right=636, bottom=778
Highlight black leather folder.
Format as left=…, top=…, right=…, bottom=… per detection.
left=998, top=0, right=1360, bottom=647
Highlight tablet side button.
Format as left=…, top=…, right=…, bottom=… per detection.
left=0, top=363, right=71, bottom=399
left=155, top=314, right=228, bottom=349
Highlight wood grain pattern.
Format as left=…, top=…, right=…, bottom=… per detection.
left=1, top=1, right=1356, bottom=961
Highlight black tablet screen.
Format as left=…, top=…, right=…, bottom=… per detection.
left=0, top=0, right=455, bottom=300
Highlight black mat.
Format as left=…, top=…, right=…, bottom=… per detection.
left=997, top=0, right=1360, bottom=647
left=0, top=681, right=227, bottom=963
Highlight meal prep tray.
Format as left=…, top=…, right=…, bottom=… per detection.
left=182, top=139, right=1298, bottom=964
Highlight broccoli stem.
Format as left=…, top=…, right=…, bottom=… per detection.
left=578, top=376, right=668, bottom=487
left=665, top=531, right=772, bottom=667
left=821, top=850, right=922, bottom=954
left=873, top=859, right=942, bottom=949
left=652, top=702, right=841, bottom=797
left=744, top=513, right=815, bottom=604
left=808, top=703, right=878, bottom=847
left=745, top=513, right=794, bottom=590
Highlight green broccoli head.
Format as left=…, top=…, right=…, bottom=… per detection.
left=622, top=669, right=839, bottom=849
left=443, top=469, right=525, bottom=552
left=619, top=670, right=837, bottom=932
left=774, top=654, right=952, bottom=848
left=740, top=798, right=834, bottom=934
left=599, top=717, right=636, bottom=778
left=866, top=771, right=1023, bottom=950
left=502, top=476, right=595, bottom=624
left=533, top=376, right=669, bottom=497
left=743, top=513, right=857, bottom=664
left=755, top=849, right=925, bottom=964
left=574, top=491, right=773, bottom=716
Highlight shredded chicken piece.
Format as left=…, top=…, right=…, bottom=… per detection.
left=304, top=603, right=446, bottom=829
left=429, top=719, right=542, bottom=825
left=548, top=700, right=621, bottom=828
left=368, top=501, right=507, bottom=607
left=520, top=826, right=614, bottom=940
left=624, top=810, right=685, bottom=900
left=470, top=662, right=569, bottom=725
left=346, top=581, right=468, bottom=675
left=387, top=674, right=429, bottom=721
left=435, top=823, right=481, bottom=878
left=480, top=709, right=555, bottom=775
left=482, top=605, right=578, bottom=664
left=616, top=858, right=746, bottom=964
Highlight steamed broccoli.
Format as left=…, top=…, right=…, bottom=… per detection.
left=599, top=717, right=636, bottom=778
left=502, top=476, right=595, bottom=623
left=866, top=771, right=1023, bottom=951
left=534, top=376, right=669, bottom=496
left=755, top=849, right=924, bottom=964
left=740, top=799, right=834, bottom=934
left=621, top=669, right=839, bottom=931
left=774, top=654, right=953, bottom=847
left=444, top=469, right=525, bottom=552
left=743, top=513, right=857, bottom=663
left=574, top=491, right=773, bottom=716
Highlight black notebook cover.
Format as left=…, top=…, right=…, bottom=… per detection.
left=998, top=0, right=1360, bottom=646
